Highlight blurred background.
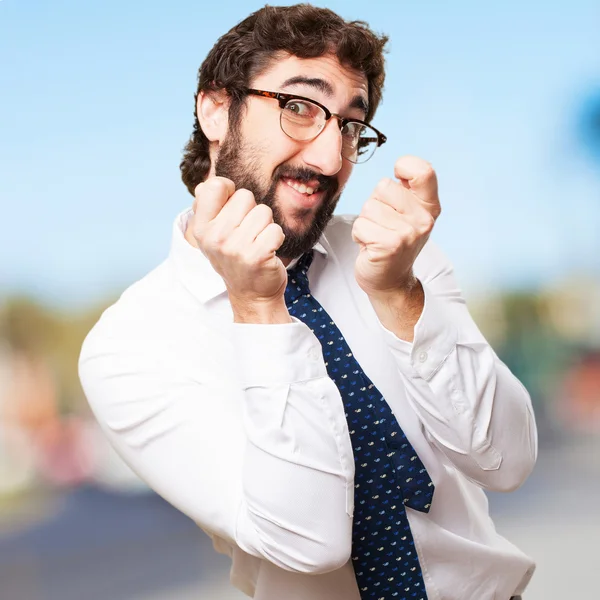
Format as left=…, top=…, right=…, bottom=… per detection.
left=1, top=0, right=599, bottom=598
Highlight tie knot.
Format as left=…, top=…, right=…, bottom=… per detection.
left=285, top=250, right=314, bottom=305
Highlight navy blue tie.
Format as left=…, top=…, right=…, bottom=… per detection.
left=285, top=250, right=434, bottom=600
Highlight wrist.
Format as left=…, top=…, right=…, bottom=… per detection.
left=367, top=274, right=421, bottom=305
left=230, top=297, right=292, bottom=324
left=368, top=278, right=424, bottom=343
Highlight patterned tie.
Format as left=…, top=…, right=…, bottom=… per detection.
left=285, top=250, right=434, bottom=600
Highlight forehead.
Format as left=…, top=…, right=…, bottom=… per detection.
left=252, top=54, right=368, bottom=103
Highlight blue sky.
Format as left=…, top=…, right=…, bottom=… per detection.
left=1, top=0, right=599, bottom=308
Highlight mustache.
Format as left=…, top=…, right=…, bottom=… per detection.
left=275, top=166, right=338, bottom=194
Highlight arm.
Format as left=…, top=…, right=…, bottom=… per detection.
left=376, top=241, right=538, bottom=492
left=351, top=156, right=536, bottom=492
left=79, top=305, right=354, bottom=574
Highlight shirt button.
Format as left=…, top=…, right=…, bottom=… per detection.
left=417, top=351, right=428, bottom=363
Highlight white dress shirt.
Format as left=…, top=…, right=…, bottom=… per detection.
left=79, top=209, right=537, bottom=600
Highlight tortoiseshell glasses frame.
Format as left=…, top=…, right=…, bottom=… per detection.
left=243, top=88, right=387, bottom=164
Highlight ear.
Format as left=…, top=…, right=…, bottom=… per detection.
left=197, top=89, right=230, bottom=143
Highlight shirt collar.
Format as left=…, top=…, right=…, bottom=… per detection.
left=170, top=208, right=329, bottom=305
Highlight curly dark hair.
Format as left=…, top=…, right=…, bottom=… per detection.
left=180, top=4, right=389, bottom=195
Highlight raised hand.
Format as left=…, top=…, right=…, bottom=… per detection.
left=351, top=156, right=441, bottom=298
left=186, top=177, right=288, bottom=308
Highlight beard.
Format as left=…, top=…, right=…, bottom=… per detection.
left=214, top=126, right=342, bottom=261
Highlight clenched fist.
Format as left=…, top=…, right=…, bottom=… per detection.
left=186, top=177, right=288, bottom=306
left=351, top=156, right=441, bottom=298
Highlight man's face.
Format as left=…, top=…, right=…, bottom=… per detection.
left=214, top=54, right=369, bottom=260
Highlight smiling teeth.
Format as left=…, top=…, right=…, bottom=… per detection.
left=286, top=180, right=317, bottom=195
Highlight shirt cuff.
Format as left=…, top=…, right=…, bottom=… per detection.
left=231, top=317, right=327, bottom=387
left=377, top=282, right=458, bottom=381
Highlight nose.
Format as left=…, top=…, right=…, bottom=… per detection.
left=300, top=118, right=343, bottom=176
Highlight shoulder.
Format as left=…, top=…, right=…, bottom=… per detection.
left=81, top=256, right=209, bottom=360
left=88, top=261, right=172, bottom=333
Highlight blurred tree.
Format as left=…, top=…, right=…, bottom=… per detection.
left=492, top=291, right=573, bottom=440
left=0, top=297, right=112, bottom=414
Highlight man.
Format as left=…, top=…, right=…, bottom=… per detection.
left=79, top=5, right=537, bottom=600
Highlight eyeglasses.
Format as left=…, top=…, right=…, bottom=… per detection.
left=243, top=88, right=387, bottom=164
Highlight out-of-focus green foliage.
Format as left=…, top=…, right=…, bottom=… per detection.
left=0, top=297, right=114, bottom=414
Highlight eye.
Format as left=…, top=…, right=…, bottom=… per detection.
left=284, top=100, right=319, bottom=119
left=341, top=123, right=377, bottom=156
left=340, top=122, right=361, bottom=143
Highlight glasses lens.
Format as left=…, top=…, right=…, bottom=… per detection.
left=341, top=122, right=378, bottom=164
left=280, top=99, right=326, bottom=141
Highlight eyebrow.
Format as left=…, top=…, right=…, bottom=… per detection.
left=280, top=75, right=369, bottom=116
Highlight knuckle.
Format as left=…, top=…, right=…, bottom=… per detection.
left=366, top=199, right=383, bottom=220
left=233, top=188, right=256, bottom=205
left=193, top=182, right=204, bottom=199
left=254, top=202, right=273, bottom=217
left=207, top=227, right=228, bottom=248
left=262, top=221, right=278, bottom=236
left=360, top=199, right=373, bottom=219
left=192, top=228, right=206, bottom=248
left=394, top=155, right=412, bottom=174
left=221, top=239, right=241, bottom=259
left=392, top=232, right=405, bottom=252
left=209, top=236, right=226, bottom=250
left=202, top=178, right=222, bottom=192
left=204, top=177, right=232, bottom=194
left=354, top=215, right=367, bottom=232
left=417, top=164, right=436, bottom=183
left=265, top=222, right=284, bottom=245
left=191, top=216, right=206, bottom=238
left=191, top=218, right=204, bottom=235
left=422, top=161, right=435, bottom=174
left=253, top=204, right=274, bottom=224
left=401, top=221, right=417, bottom=239
left=375, top=177, right=395, bottom=196
left=419, top=213, right=435, bottom=234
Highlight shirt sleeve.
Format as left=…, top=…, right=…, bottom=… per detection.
left=376, top=242, right=538, bottom=492
left=79, top=305, right=354, bottom=575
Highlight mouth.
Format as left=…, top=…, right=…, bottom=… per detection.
left=282, top=177, right=321, bottom=196
left=280, top=177, right=326, bottom=209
